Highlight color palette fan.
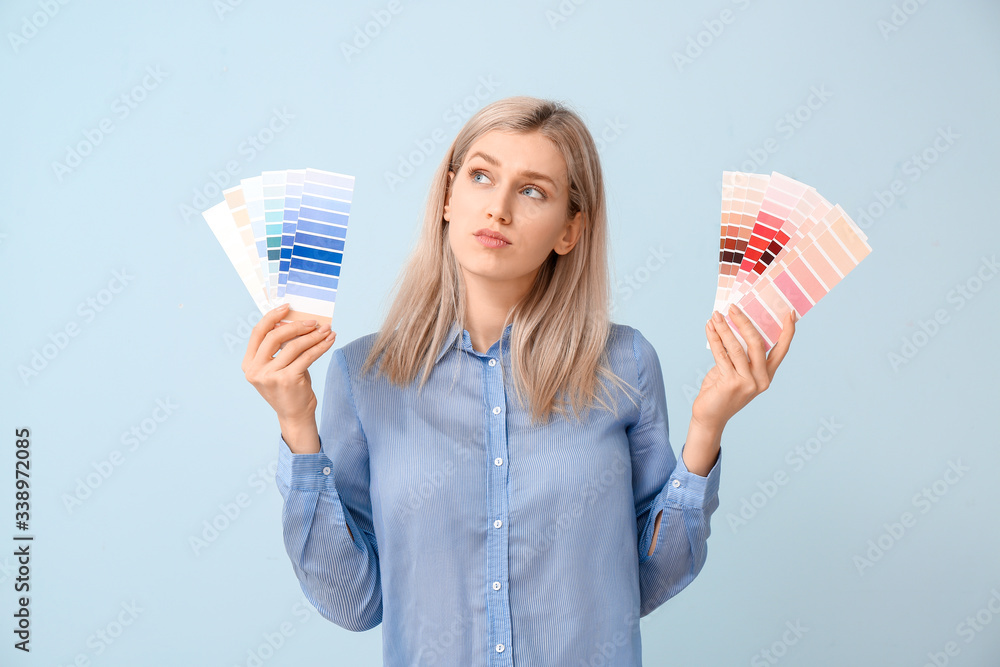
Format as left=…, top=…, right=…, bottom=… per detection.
left=201, top=168, right=354, bottom=326
left=712, top=170, right=872, bottom=353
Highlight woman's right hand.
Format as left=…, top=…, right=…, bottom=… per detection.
left=242, top=304, right=337, bottom=449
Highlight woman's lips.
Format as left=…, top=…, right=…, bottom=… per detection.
left=475, top=234, right=510, bottom=248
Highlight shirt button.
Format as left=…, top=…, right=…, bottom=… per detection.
left=322, top=467, right=331, bottom=475
left=494, top=519, right=502, bottom=528
left=492, top=406, right=501, bottom=415
left=496, top=644, right=505, bottom=653
left=489, top=358, right=497, bottom=366
left=492, top=581, right=501, bottom=590
left=494, top=457, right=503, bottom=466
left=672, top=479, right=681, bottom=488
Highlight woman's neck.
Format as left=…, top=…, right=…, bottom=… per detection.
left=461, top=268, right=535, bottom=353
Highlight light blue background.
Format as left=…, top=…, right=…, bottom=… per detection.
left=3, top=0, right=999, bottom=665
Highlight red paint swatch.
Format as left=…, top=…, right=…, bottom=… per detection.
left=711, top=172, right=873, bottom=353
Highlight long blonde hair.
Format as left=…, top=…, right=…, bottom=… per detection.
left=361, top=95, right=638, bottom=426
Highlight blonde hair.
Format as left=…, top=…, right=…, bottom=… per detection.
left=361, top=95, right=638, bottom=426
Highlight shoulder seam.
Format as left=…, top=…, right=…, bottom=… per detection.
left=334, top=347, right=369, bottom=447
left=631, top=326, right=648, bottom=428
left=632, top=326, right=643, bottom=395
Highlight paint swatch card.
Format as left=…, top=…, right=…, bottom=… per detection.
left=201, top=167, right=355, bottom=326
left=711, top=171, right=872, bottom=353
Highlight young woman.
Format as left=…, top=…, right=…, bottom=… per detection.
left=243, top=96, right=795, bottom=666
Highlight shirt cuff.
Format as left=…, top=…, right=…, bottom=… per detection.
left=276, top=433, right=336, bottom=492
left=658, top=444, right=722, bottom=510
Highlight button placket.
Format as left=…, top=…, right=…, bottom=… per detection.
left=483, top=347, right=513, bottom=664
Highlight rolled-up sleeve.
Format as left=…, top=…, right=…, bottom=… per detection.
left=628, top=328, right=721, bottom=617
left=275, top=347, right=382, bottom=632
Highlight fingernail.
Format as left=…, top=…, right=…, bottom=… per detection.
left=302, top=319, right=317, bottom=326
left=713, top=311, right=723, bottom=322
left=279, top=303, right=289, bottom=309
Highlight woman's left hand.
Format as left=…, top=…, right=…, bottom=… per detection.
left=692, top=303, right=797, bottom=433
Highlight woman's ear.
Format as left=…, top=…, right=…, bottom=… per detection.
left=554, top=211, right=584, bottom=255
left=443, top=170, right=454, bottom=221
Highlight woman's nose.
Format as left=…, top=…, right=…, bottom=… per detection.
left=485, top=189, right=511, bottom=222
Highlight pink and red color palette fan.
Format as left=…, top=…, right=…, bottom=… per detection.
left=711, top=171, right=872, bottom=353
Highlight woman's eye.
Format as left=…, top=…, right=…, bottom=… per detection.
left=469, top=169, right=543, bottom=199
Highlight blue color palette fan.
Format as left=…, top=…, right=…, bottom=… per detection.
left=202, top=168, right=354, bottom=325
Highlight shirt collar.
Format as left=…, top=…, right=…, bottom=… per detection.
left=434, top=321, right=513, bottom=364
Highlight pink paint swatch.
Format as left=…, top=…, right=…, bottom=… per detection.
left=711, top=171, right=872, bottom=353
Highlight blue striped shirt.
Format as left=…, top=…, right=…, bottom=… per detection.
left=275, top=321, right=722, bottom=666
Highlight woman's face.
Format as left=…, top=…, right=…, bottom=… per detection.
left=444, top=129, right=582, bottom=289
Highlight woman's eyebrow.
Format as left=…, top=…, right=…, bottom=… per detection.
left=467, top=151, right=559, bottom=189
